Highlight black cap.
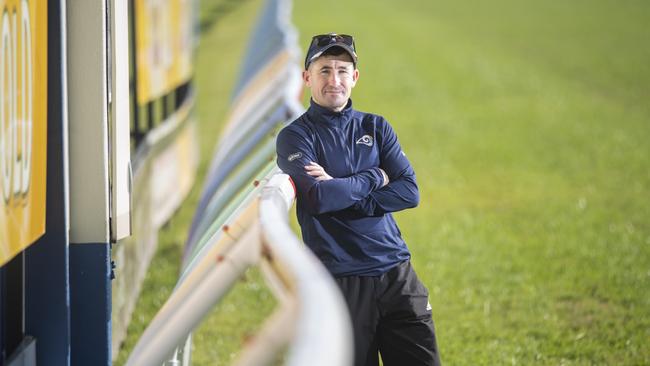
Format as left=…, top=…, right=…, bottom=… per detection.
left=305, top=33, right=357, bottom=70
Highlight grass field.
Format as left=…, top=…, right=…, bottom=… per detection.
left=116, top=0, right=649, bottom=364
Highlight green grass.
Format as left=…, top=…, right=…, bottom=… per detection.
left=118, top=0, right=650, bottom=365
left=292, top=0, right=649, bottom=364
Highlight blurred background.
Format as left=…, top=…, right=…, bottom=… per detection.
left=110, top=0, right=649, bottom=364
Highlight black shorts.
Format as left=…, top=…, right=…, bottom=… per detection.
left=335, top=260, right=441, bottom=366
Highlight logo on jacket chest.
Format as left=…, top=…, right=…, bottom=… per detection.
left=355, top=135, right=374, bottom=147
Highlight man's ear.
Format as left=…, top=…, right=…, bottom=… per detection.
left=351, top=68, right=359, bottom=87
left=302, top=69, right=311, bottom=86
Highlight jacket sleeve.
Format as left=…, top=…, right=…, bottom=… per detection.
left=352, top=118, right=420, bottom=216
left=276, top=126, right=385, bottom=215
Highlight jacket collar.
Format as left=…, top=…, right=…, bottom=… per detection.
left=307, top=98, right=354, bottom=128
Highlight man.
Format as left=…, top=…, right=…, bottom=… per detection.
left=275, top=33, right=441, bottom=366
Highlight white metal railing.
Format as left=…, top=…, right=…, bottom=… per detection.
left=125, top=173, right=353, bottom=366
left=258, top=173, right=353, bottom=366
left=125, top=0, right=354, bottom=364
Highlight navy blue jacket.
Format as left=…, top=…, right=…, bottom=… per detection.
left=276, top=99, right=419, bottom=277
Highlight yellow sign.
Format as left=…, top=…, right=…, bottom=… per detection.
left=0, top=0, right=47, bottom=266
left=135, top=0, right=193, bottom=104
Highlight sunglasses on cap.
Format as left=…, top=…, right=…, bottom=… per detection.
left=305, top=33, right=358, bottom=69
left=310, top=33, right=356, bottom=51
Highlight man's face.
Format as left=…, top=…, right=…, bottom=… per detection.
left=303, top=53, right=359, bottom=112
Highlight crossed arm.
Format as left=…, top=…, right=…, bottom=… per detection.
left=306, top=161, right=390, bottom=186
left=306, top=161, right=418, bottom=217
left=295, top=162, right=388, bottom=215
left=276, top=118, right=419, bottom=216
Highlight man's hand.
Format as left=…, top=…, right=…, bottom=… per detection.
left=305, top=162, right=333, bottom=181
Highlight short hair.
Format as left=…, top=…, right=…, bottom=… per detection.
left=320, top=46, right=356, bottom=65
